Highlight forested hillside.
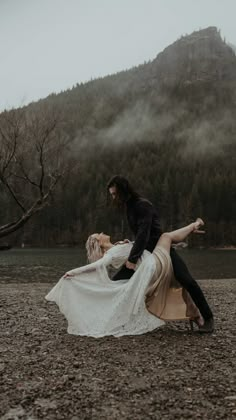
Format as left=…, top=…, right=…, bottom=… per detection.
left=1, top=27, right=236, bottom=247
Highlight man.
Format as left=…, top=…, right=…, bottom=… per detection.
left=107, top=175, right=214, bottom=333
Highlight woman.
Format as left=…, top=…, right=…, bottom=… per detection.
left=45, top=219, right=204, bottom=337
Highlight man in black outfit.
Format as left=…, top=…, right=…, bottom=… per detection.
left=107, top=175, right=214, bottom=333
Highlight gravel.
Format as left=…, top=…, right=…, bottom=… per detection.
left=0, top=280, right=235, bottom=420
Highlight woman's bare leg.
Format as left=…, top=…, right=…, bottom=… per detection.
left=157, top=219, right=204, bottom=254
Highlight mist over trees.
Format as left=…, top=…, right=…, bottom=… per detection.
left=1, top=27, right=236, bottom=247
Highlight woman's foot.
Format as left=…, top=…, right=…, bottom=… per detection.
left=193, top=218, right=205, bottom=234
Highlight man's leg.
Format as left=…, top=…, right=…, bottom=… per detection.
left=170, top=248, right=213, bottom=321
left=112, top=265, right=135, bottom=281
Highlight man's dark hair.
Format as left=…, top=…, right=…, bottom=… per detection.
left=107, top=175, right=140, bottom=203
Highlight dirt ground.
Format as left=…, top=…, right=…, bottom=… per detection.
left=0, top=280, right=235, bottom=420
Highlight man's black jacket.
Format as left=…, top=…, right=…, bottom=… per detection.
left=126, top=196, right=162, bottom=264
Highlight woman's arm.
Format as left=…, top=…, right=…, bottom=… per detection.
left=64, top=253, right=112, bottom=277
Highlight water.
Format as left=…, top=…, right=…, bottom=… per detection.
left=0, top=247, right=235, bottom=283
left=0, top=248, right=86, bottom=283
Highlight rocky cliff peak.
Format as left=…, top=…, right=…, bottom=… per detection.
left=151, top=27, right=236, bottom=86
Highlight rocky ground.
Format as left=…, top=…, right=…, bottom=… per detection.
left=0, top=280, right=235, bottom=420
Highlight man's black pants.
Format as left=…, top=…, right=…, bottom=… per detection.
left=112, top=248, right=213, bottom=321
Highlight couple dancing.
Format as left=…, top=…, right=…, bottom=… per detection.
left=46, top=175, right=214, bottom=337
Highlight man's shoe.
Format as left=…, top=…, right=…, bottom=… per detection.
left=198, top=317, right=214, bottom=333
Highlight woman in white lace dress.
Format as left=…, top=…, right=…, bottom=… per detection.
left=45, top=219, right=204, bottom=337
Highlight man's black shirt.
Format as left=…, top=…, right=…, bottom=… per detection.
left=126, top=196, right=162, bottom=264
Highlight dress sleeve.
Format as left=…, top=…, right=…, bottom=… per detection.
left=66, top=253, right=113, bottom=276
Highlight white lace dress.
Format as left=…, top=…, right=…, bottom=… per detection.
left=45, top=243, right=164, bottom=337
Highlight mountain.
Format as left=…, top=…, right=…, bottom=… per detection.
left=2, top=27, right=236, bottom=247
left=151, top=27, right=236, bottom=85
left=42, top=26, right=236, bottom=99
left=36, top=26, right=236, bottom=149
left=228, top=42, right=236, bottom=55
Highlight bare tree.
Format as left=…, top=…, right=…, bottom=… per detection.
left=0, top=106, right=70, bottom=239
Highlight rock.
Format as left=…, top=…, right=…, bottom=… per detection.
left=34, top=399, right=57, bottom=409
left=2, top=406, right=25, bottom=419
left=0, top=363, right=5, bottom=372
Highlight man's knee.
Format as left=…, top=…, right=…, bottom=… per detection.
left=112, top=266, right=134, bottom=280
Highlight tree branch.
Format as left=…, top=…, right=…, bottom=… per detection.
left=0, top=107, right=71, bottom=241
left=0, top=175, right=26, bottom=212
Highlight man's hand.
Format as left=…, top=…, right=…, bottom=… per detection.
left=125, top=261, right=136, bottom=270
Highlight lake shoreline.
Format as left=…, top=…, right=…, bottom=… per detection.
left=1, top=248, right=236, bottom=280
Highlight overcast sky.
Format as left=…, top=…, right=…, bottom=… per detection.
left=1, top=0, right=236, bottom=111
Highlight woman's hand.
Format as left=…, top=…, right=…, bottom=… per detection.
left=114, top=239, right=130, bottom=245
left=63, top=272, right=75, bottom=279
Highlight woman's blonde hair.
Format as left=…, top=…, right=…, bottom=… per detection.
left=86, top=235, right=104, bottom=263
